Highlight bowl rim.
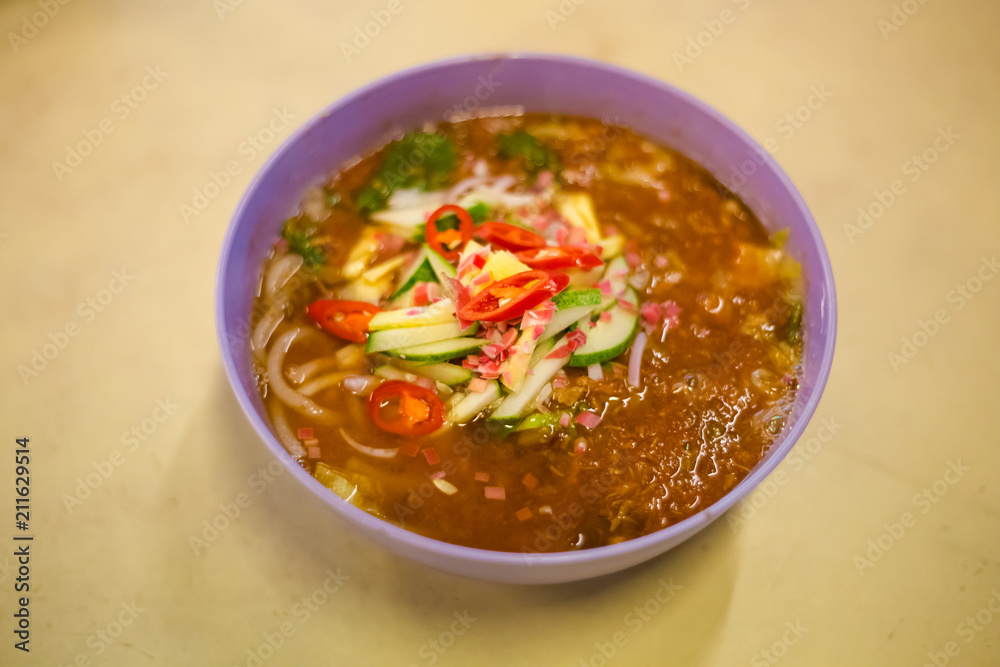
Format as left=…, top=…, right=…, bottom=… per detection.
left=215, top=51, right=838, bottom=579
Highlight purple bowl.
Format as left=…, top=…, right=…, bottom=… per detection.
left=216, top=53, right=837, bottom=584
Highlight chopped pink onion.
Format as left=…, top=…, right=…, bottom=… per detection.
left=575, top=411, right=602, bottom=429
left=339, top=428, right=398, bottom=459
left=412, top=376, right=436, bottom=390
left=484, top=486, right=506, bottom=500
left=546, top=344, right=572, bottom=359
left=468, top=377, right=489, bottom=393
left=597, top=279, right=613, bottom=297
left=559, top=412, right=571, bottom=427
left=307, top=446, right=321, bottom=459
left=566, top=330, right=587, bottom=350
left=567, top=227, right=588, bottom=245
left=662, top=300, right=681, bottom=331
left=430, top=470, right=447, bottom=480
left=587, top=363, right=604, bottom=381
left=297, top=427, right=314, bottom=440
left=555, top=224, right=569, bottom=245
left=628, top=331, right=647, bottom=388
left=474, top=472, right=490, bottom=482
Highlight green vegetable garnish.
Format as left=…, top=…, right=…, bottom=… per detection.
left=467, top=202, right=491, bottom=223
left=787, top=301, right=803, bottom=344
left=357, top=131, right=458, bottom=213
left=497, top=131, right=560, bottom=176
left=281, top=217, right=324, bottom=268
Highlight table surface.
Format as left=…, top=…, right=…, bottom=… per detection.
left=1, top=0, right=998, bottom=665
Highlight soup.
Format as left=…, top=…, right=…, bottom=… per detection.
left=249, top=112, right=803, bottom=553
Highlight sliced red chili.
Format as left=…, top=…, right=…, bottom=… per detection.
left=425, top=204, right=474, bottom=262
left=474, top=221, right=546, bottom=252
left=306, top=300, right=382, bottom=343
left=367, top=380, right=445, bottom=436
left=514, top=246, right=604, bottom=271
left=456, top=270, right=570, bottom=322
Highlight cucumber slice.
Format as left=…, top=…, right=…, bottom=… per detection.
left=423, top=244, right=457, bottom=282
left=385, top=336, right=484, bottom=363
left=396, top=360, right=473, bottom=386
left=568, top=289, right=639, bottom=367
left=514, top=412, right=560, bottom=431
left=537, top=304, right=599, bottom=343
left=490, top=334, right=572, bottom=420
left=373, top=365, right=413, bottom=382
left=528, top=338, right=556, bottom=367
left=389, top=250, right=438, bottom=301
left=552, top=288, right=601, bottom=310
left=368, top=300, right=455, bottom=331
left=449, top=380, right=501, bottom=423
left=366, top=321, right=468, bottom=354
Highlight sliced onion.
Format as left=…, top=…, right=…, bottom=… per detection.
left=628, top=331, right=647, bottom=388
left=343, top=374, right=376, bottom=395
left=265, top=253, right=303, bottom=297
left=339, top=428, right=398, bottom=459
left=587, top=363, right=604, bottom=381
left=267, top=327, right=332, bottom=420
left=447, top=175, right=492, bottom=202
left=269, top=403, right=307, bottom=459
left=386, top=187, right=445, bottom=210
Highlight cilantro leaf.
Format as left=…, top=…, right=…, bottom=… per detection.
left=281, top=217, right=324, bottom=268
left=357, top=131, right=458, bottom=213
left=497, top=131, right=560, bottom=176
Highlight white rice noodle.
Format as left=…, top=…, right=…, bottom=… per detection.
left=299, top=372, right=355, bottom=397
left=251, top=298, right=287, bottom=359
left=267, top=327, right=333, bottom=420
left=286, top=356, right=339, bottom=385
left=265, top=252, right=303, bottom=297
left=269, top=403, right=307, bottom=459
left=628, top=331, right=648, bottom=388
left=339, top=428, right=398, bottom=459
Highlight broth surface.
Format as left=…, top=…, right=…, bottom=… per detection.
left=251, top=113, right=803, bottom=552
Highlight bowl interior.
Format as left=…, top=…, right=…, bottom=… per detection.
left=216, top=54, right=836, bottom=584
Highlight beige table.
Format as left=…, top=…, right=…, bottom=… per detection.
left=2, top=0, right=998, bottom=665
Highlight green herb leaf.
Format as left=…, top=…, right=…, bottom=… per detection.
left=787, top=301, right=803, bottom=344
left=358, top=131, right=458, bottom=213
left=497, top=131, right=560, bottom=176
left=281, top=217, right=324, bottom=268
left=467, top=202, right=491, bottom=223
